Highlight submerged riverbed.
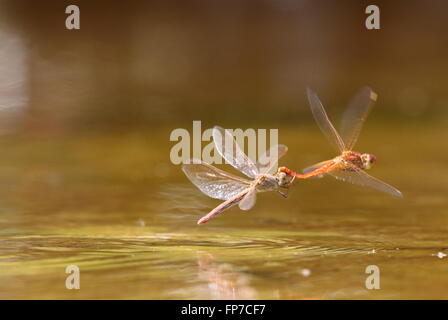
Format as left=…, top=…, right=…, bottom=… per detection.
left=0, top=123, right=447, bottom=299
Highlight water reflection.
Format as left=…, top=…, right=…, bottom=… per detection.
left=196, top=251, right=256, bottom=299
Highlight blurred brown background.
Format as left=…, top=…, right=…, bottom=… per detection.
left=0, top=0, right=447, bottom=132
left=1, top=1, right=448, bottom=300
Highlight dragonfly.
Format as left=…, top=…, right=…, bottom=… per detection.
left=182, top=126, right=296, bottom=224
left=280, top=87, right=402, bottom=197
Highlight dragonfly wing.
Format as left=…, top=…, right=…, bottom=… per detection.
left=300, top=159, right=338, bottom=179
left=213, top=126, right=259, bottom=178
left=302, top=160, right=334, bottom=174
left=257, top=144, right=288, bottom=174
left=340, top=87, right=378, bottom=150
left=182, top=161, right=251, bottom=200
left=327, top=163, right=403, bottom=197
left=238, top=186, right=257, bottom=211
left=306, top=87, right=345, bottom=153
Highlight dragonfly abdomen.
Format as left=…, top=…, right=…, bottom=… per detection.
left=197, top=190, right=248, bottom=224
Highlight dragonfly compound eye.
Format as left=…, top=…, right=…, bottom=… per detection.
left=361, top=153, right=376, bottom=170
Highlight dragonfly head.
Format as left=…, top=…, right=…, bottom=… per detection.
left=361, top=153, right=377, bottom=170
left=275, top=170, right=295, bottom=187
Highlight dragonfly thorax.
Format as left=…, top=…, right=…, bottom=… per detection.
left=256, top=175, right=280, bottom=191
left=255, top=171, right=293, bottom=192
left=341, top=151, right=362, bottom=167
left=342, top=151, right=376, bottom=170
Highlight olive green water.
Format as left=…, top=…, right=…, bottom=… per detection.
left=0, top=123, right=447, bottom=299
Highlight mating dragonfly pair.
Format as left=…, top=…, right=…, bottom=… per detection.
left=182, top=87, right=402, bottom=225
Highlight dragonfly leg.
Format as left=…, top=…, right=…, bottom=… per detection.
left=277, top=188, right=288, bottom=198
left=290, top=175, right=296, bottom=184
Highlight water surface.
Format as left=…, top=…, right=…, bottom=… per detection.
left=0, top=123, right=447, bottom=299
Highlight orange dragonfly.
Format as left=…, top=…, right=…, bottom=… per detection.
left=182, top=126, right=296, bottom=224
left=280, top=87, right=402, bottom=197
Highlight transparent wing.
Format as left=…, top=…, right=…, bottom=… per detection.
left=213, top=126, right=259, bottom=178
left=306, top=87, right=345, bottom=153
left=238, top=186, right=257, bottom=210
left=257, top=144, right=288, bottom=174
left=301, top=159, right=337, bottom=179
left=182, top=161, right=251, bottom=200
left=302, top=160, right=334, bottom=174
left=340, top=87, right=378, bottom=150
left=327, top=163, right=403, bottom=197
